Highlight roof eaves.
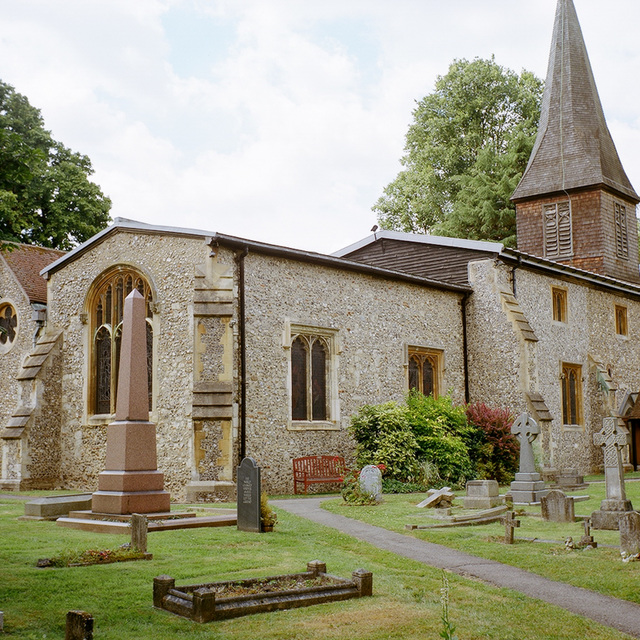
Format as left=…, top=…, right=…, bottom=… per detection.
left=40, top=218, right=213, bottom=278
left=210, top=232, right=471, bottom=294
left=499, top=247, right=640, bottom=299
left=332, top=230, right=503, bottom=257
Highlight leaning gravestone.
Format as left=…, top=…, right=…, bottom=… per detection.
left=464, top=480, right=501, bottom=509
left=359, top=465, right=383, bottom=502
left=417, top=486, right=455, bottom=509
left=237, top=457, right=261, bottom=533
left=508, top=413, right=548, bottom=504
left=590, top=417, right=634, bottom=530
left=619, top=511, right=640, bottom=556
left=541, top=489, right=575, bottom=523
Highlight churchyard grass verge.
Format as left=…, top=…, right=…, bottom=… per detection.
left=0, top=494, right=630, bottom=640
left=322, top=479, right=640, bottom=605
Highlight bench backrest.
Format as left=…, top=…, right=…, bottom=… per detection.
left=293, top=455, right=345, bottom=476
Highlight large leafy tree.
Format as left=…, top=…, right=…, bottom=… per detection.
left=374, top=57, right=542, bottom=246
left=0, top=80, right=111, bottom=250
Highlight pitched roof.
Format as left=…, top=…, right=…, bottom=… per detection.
left=2, top=244, right=66, bottom=304
left=511, top=0, right=638, bottom=203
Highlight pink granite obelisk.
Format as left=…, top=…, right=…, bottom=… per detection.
left=91, top=289, right=171, bottom=514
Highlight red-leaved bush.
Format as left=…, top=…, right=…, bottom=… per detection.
left=466, top=402, right=519, bottom=484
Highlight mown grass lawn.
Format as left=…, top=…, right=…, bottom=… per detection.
left=321, top=476, right=640, bottom=606
left=0, top=493, right=634, bottom=640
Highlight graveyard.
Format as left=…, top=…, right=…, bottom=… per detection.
left=1, top=471, right=640, bottom=639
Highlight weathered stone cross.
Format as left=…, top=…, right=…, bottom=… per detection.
left=511, top=413, right=540, bottom=474
left=593, top=417, right=630, bottom=502
left=501, top=511, right=520, bottom=544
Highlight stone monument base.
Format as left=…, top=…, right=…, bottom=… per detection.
left=590, top=499, right=634, bottom=530
left=92, top=489, right=171, bottom=515
left=463, top=479, right=502, bottom=509
left=509, top=472, right=548, bottom=504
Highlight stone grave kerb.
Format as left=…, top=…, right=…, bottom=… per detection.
left=91, top=290, right=171, bottom=515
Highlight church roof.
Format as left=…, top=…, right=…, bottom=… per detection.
left=511, top=0, right=638, bottom=203
left=1, top=244, right=65, bottom=305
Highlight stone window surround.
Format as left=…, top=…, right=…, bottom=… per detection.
left=83, top=264, right=158, bottom=425
left=283, top=321, right=340, bottom=431
left=560, top=361, right=584, bottom=432
left=615, top=304, right=628, bottom=338
left=404, top=344, right=444, bottom=398
left=0, top=299, right=18, bottom=354
left=551, top=286, right=568, bottom=324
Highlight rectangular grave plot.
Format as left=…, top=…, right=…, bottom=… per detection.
left=154, top=563, right=372, bottom=622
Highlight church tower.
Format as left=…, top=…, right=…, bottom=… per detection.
left=512, top=0, right=640, bottom=284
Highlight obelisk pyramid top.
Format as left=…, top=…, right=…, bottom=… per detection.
left=115, top=289, right=150, bottom=421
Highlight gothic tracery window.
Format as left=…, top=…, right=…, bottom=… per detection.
left=561, top=362, right=582, bottom=426
left=408, top=347, right=441, bottom=397
left=89, top=268, right=153, bottom=415
left=291, top=333, right=331, bottom=422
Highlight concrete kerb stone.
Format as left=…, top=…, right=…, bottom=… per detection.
left=274, top=497, right=640, bottom=639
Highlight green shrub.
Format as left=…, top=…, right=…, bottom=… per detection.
left=466, top=402, right=518, bottom=484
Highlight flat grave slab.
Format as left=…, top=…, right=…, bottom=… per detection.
left=20, top=494, right=93, bottom=520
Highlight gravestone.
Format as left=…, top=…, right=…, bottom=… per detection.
left=501, top=511, right=520, bottom=544
left=540, top=489, right=574, bottom=523
left=21, top=494, right=92, bottom=520
left=359, top=465, right=382, bottom=502
left=508, top=413, right=548, bottom=504
left=553, top=469, right=588, bottom=491
left=590, top=417, right=634, bottom=530
left=131, top=513, right=148, bottom=553
left=65, top=610, right=93, bottom=640
left=416, top=486, right=454, bottom=509
left=237, top=457, right=261, bottom=532
left=579, top=518, right=597, bottom=548
left=91, top=290, right=171, bottom=515
left=463, top=480, right=501, bottom=509
left=619, top=511, right=640, bottom=556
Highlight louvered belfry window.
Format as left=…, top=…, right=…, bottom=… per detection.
left=89, top=268, right=153, bottom=415
left=544, top=201, right=572, bottom=258
left=615, top=202, right=629, bottom=259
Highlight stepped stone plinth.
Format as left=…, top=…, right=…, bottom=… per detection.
left=91, top=289, right=170, bottom=515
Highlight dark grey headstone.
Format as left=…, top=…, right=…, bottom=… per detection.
left=237, top=457, right=261, bottom=533
left=619, top=511, right=640, bottom=555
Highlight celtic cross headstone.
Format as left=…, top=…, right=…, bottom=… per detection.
left=508, top=413, right=548, bottom=504
left=590, top=417, right=634, bottom=530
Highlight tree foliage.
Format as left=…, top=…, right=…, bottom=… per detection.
left=374, top=57, right=542, bottom=246
left=0, top=80, right=111, bottom=250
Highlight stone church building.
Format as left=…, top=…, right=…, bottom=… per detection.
left=2, top=0, right=640, bottom=498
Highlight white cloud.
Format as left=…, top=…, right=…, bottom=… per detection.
left=0, top=0, right=639, bottom=253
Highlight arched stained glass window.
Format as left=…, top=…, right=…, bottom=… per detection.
left=561, top=363, right=582, bottom=426
left=0, top=303, right=18, bottom=349
left=291, top=334, right=329, bottom=422
left=89, top=268, right=154, bottom=415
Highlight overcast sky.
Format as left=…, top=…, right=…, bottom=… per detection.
left=1, top=0, right=639, bottom=254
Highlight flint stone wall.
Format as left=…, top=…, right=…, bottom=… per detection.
left=240, top=250, right=466, bottom=494
left=46, top=231, right=211, bottom=500
left=468, top=258, right=640, bottom=474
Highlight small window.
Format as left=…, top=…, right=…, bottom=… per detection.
left=614, top=202, right=628, bottom=259
left=289, top=328, right=336, bottom=425
left=551, top=287, right=567, bottom=323
left=561, top=363, right=582, bottom=426
left=407, top=347, right=442, bottom=398
left=544, top=201, right=572, bottom=258
left=615, top=305, right=628, bottom=336
left=0, top=303, right=18, bottom=351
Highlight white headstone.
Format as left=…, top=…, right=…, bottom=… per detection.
left=359, top=465, right=382, bottom=501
